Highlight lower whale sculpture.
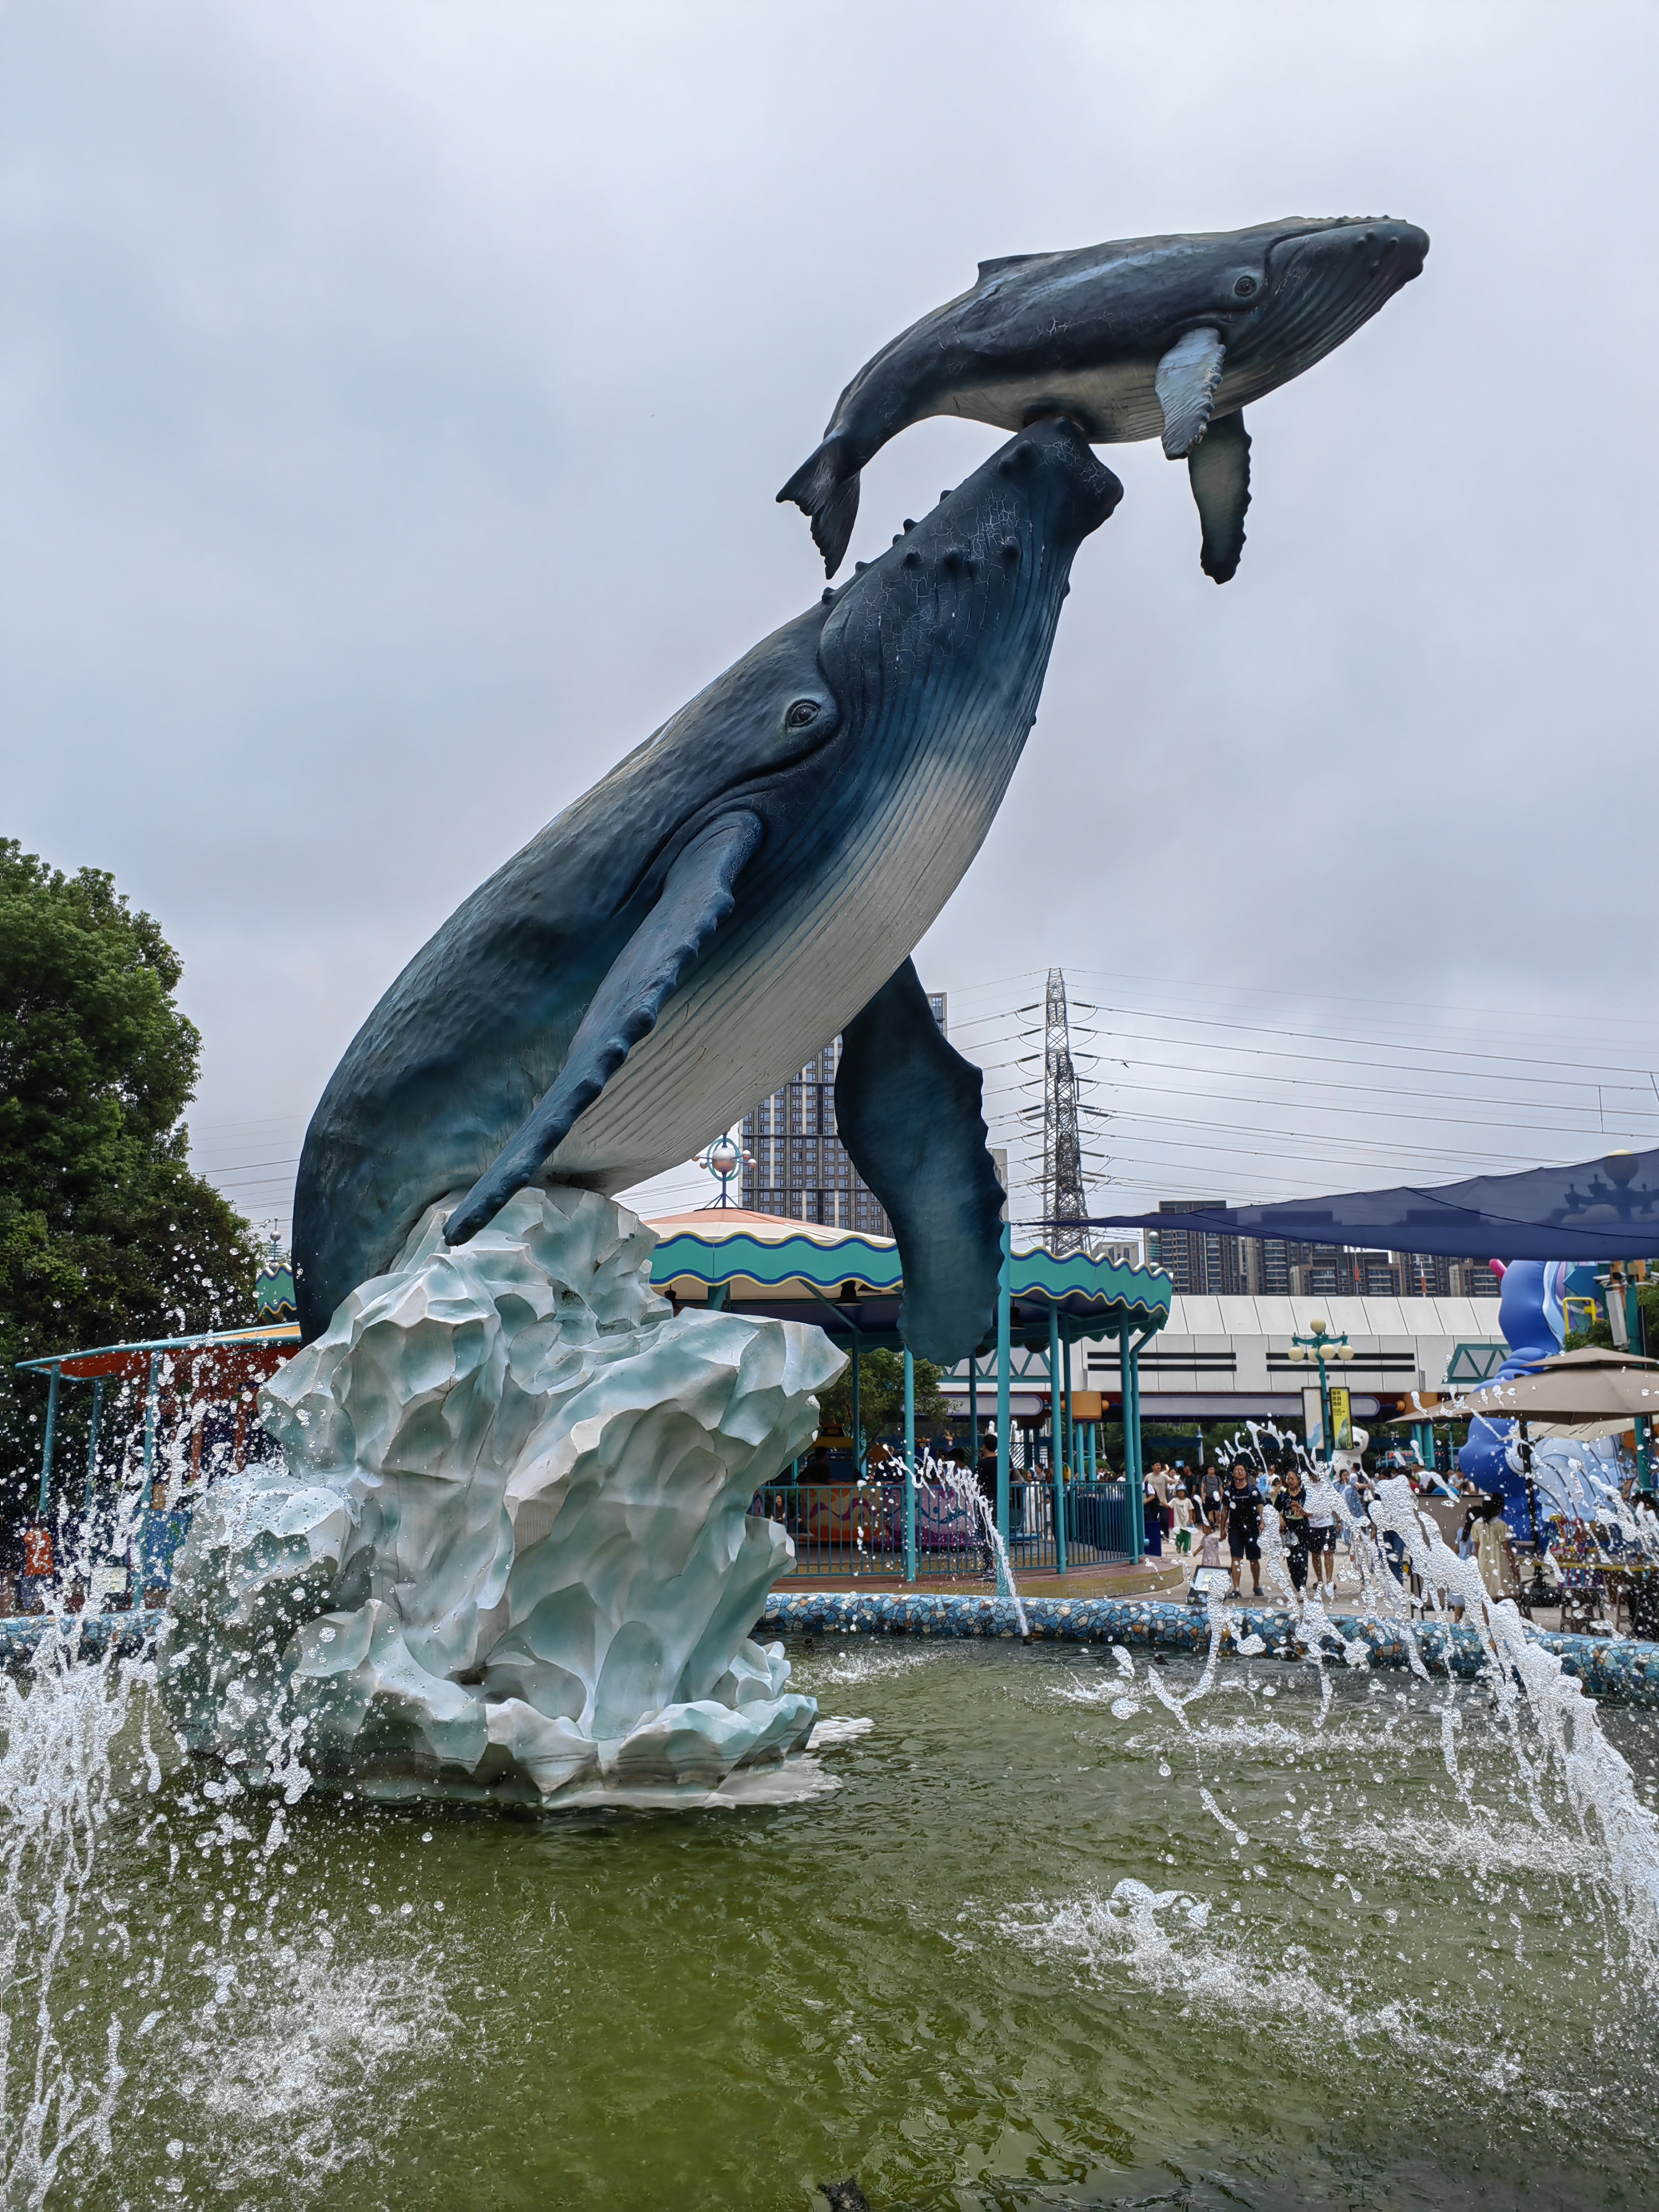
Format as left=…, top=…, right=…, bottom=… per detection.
left=163, top=1186, right=841, bottom=1805
left=293, top=417, right=1122, bottom=1365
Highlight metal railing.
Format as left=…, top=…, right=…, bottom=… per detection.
left=751, top=1478, right=1136, bottom=1581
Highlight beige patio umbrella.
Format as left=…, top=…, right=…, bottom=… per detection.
left=1395, top=1346, right=1659, bottom=1439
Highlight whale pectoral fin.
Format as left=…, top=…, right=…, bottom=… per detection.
left=1155, top=327, right=1227, bottom=458
left=834, top=958, right=1005, bottom=1366
left=1188, top=409, right=1251, bottom=584
left=443, top=811, right=763, bottom=1247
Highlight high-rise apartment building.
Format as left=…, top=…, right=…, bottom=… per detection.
left=740, top=992, right=948, bottom=1235
left=1147, top=1199, right=1502, bottom=1299
left=1145, top=1201, right=1251, bottom=1295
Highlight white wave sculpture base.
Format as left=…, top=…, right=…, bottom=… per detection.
left=162, top=1186, right=842, bottom=1806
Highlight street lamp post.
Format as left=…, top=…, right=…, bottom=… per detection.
left=698, top=1130, right=753, bottom=1209
left=1286, top=1318, right=1356, bottom=1466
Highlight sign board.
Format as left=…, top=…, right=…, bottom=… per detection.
left=1301, top=1384, right=1353, bottom=1454
left=1301, top=1385, right=1324, bottom=1453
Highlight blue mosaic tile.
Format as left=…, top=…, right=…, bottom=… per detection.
left=4, top=1594, right=1653, bottom=1710
left=0, top=1609, right=165, bottom=1671
left=757, top=1591, right=1659, bottom=1704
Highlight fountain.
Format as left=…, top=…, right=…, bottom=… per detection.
left=11, top=206, right=1659, bottom=2208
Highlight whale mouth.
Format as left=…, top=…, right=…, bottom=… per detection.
left=1239, top=219, right=1428, bottom=379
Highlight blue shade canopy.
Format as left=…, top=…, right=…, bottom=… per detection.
left=1081, top=1148, right=1659, bottom=1262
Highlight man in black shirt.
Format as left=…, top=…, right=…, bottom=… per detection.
left=1199, top=1464, right=1225, bottom=1530
left=1223, top=1464, right=1263, bottom=1599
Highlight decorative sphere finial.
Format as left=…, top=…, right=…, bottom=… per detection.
left=697, top=1130, right=752, bottom=1208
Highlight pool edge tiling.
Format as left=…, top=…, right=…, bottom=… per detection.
left=759, top=1589, right=1659, bottom=1703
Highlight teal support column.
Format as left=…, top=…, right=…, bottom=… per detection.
left=86, top=1377, right=104, bottom=1487
left=968, top=1357, right=978, bottom=1455
left=142, top=1352, right=160, bottom=1473
left=1048, top=1303, right=1067, bottom=1576
left=995, top=1222, right=1011, bottom=1541
left=851, top=1338, right=862, bottom=1474
left=707, top=1282, right=728, bottom=1312
left=1316, top=1351, right=1333, bottom=1467
left=1121, top=1323, right=1147, bottom=1562
left=1638, top=1414, right=1654, bottom=1494
left=1067, top=1363, right=1076, bottom=1473
left=1123, top=1309, right=1141, bottom=1557
left=1052, top=1336, right=1062, bottom=1474
left=902, top=1348, right=917, bottom=1583
left=140, top=1350, right=161, bottom=1566
left=37, top=1364, right=61, bottom=1519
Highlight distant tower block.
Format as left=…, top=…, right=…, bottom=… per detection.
left=740, top=992, right=947, bottom=1232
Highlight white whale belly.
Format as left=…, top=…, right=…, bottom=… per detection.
left=550, top=738, right=1016, bottom=1191
left=932, top=361, right=1163, bottom=444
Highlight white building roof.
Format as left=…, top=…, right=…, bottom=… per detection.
left=1165, top=1294, right=1504, bottom=1339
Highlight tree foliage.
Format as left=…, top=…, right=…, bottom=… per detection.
left=0, top=840, right=260, bottom=1516
left=814, top=1346, right=952, bottom=1452
left=1565, top=1281, right=1659, bottom=1357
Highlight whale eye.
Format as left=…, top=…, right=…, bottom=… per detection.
left=785, top=699, right=821, bottom=731
left=1232, top=273, right=1259, bottom=298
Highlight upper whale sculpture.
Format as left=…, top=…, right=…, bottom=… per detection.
left=293, top=418, right=1122, bottom=1360
left=778, top=215, right=1428, bottom=583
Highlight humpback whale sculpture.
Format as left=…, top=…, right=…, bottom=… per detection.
left=779, top=215, right=1427, bottom=582
left=293, top=417, right=1122, bottom=1361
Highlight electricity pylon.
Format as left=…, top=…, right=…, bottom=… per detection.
left=1041, top=968, right=1090, bottom=1256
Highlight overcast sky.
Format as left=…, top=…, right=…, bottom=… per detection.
left=5, top=1, right=1656, bottom=1242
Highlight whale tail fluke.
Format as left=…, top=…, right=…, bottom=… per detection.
left=777, top=437, right=861, bottom=576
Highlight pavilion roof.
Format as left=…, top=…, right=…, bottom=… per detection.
left=645, top=1208, right=1170, bottom=1351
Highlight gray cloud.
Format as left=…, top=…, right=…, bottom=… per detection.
left=4, top=1, right=1655, bottom=1237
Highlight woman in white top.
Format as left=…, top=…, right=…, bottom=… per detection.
left=1305, top=1481, right=1338, bottom=1594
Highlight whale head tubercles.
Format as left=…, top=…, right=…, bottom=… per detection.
left=811, top=418, right=1121, bottom=784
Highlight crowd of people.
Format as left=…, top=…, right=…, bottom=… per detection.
left=1139, top=1454, right=1530, bottom=1609
left=1139, top=1450, right=1659, bottom=1624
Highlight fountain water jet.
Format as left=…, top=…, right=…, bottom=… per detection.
left=915, top=1448, right=1029, bottom=1635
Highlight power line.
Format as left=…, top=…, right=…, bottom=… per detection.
left=1007, top=1074, right=1652, bottom=1144
left=970, top=1026, right=1659, bottom=1100
left=1049, top=1000, right=1659, bottom=1080
left=1065, top=965, right=1659, bottom=1037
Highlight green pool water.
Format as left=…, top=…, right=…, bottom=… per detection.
left=14, top=1636, right=1659, bottom=2209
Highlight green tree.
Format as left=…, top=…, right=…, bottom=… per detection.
left=814, top=1347, right=952, bottom=1458
left=0, top=840, right=260, bottom=1521
left=1565, top=1280, right=1659, bottom=1355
